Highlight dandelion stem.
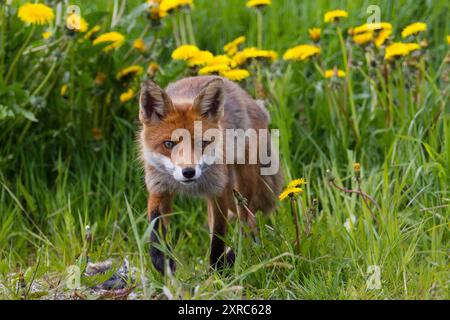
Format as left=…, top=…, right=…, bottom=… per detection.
left=5, top=25, right=36, bottom=84
left=289, top=196, right=301, bottom=254
left=171, top=16, right=181, bottom=47
left=256, top=10, right=263, bottom=48
left=185, top=12, right=196, bottom=45
left=178, top=11, right=187, bottom=44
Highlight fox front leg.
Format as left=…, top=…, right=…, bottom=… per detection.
left=148, top=193, right=175, bottom=275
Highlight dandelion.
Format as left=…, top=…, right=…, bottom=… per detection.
left=116, top=65, right=144, bottom=80
left=233, top=47, right=278, bottom=65
left=95, top=73, right=106, bottom=86
left=147, top=62, right=160, bottom=78
left=207, top=55, right=234, bottom=66
left=353, top=163, right=361, bottom=172
left=220, top=69, right=250, bottom=81
left=353, top=32, right=373, bottom=46
left=385, top=42, right=420, bottom=60
left=447, top=35, right=450, bottom=45
left=324, top=9, right=348, bottom=23
left=283, top=44, right=320, bottom=61
left=84, top=25, right=101, bottom=41
left=308, top=28, right=321, bottom=42
left=279, top=187, right=303, bottom=201
left=224, top=36, right=246, bottom=56
left=18, top=3, right=54, bottom=25
left=42, top=31, right=52, bottom=39
left=324, top=69, right=346, bottom=78
left=198, top=64, right=230, bottom=75
left=159, top=0, right=193, bottom=18
left=187, top=50, right=214, bottom=67
left=93, top=32, right=125, bottom=52
left=133, top=38, right=146, bottom=53
left=171, top=44, right=200, bottom=60
left=349, top=22, right=392, bottom=35
left=401, top=22, right=427, bottom=38
left=374, top=29, right=392, bottom=48
left=120, top=88, right=135, bottom=103
left=287, top=178, right=307, bottom=189
left=66, top=13, right=88, bottom=32
left=60, top=84, right=68, bottom=98
left=246, top=0, right=272, bottom=8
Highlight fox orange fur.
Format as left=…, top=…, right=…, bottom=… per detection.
left=138, top=76, right=283, bottom=274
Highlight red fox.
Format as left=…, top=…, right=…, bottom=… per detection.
left=138, top=76, right=283, bottom=274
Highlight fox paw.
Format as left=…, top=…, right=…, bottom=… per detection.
left=151, top=248, right=176, bottom=275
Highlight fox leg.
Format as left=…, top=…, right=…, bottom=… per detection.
left=148, top=193, right=175, bottom=275
left=208, top=187, right=235, bottom=270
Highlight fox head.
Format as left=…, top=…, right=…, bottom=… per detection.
left=139, top=78, right=227, bottom=193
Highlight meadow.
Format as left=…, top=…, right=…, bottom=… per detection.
left=0, top=0, right=449, bottom=299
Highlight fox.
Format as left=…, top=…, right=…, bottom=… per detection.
left=138, top=75, right=283, bottom=274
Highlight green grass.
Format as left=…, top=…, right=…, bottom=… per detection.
left=0, top=0, right=449, bottom=299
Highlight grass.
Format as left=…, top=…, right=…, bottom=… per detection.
left=0, top=0, right=449, bottom=299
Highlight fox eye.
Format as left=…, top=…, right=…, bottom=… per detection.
left=163, top=141, right=176, bottom=149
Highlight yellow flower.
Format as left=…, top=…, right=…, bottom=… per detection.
left=353, top=32, right=373, bottom=45
left=308, top=28, right=321, bottom=42
left=18, top=3, right=54, bottom=25
left=283, top=44, right=321, bottom=61
left=287, top=178, right=307, bottom=188
left=279, top=187, right=303, bottom=201
left=349, top=22, right=392, bottom=35
left=147, top=62, right=160, bottom=77
left=60, top=84, right=68, bottom=97
left=246, top=0, right=272, bottom=8
left=116, top=65, right=144, bottom=80
left=220, top=69, right=250, bottom=81
left=401, top=22, right=427, bottom=38
left=324, top=69, right=346, bottom=78
left=187, top=50, right=214, bottom=67
left=224, top=36, right=246, bottom=56
left=133, top=38, right=146, bottom=52
left=233, top=47, right=278, bottom=65
left=42, top=31, right=52, bottom=39
left=159, top=0, right=193, bottom=18
left=385, top=42, right=420, bottom=60
left=324, top=9, right=348, bottom=23
left=93, top=32, right=125, bottom=52
left=207, top=55, right=234, bottom=66
left=447, top=35, right=450, bottom=45
left=171, top=44, right=200, bottom=60
left=353, top=163, right=361, bottom=172
left=374, top=28, right=392, bottom=48
left=120, top=89, right=135, bottom=103
left=66, top=13, right=88, bottom=32
left=84, top=25, right=101, bottom=40
left=198, top=64, right=230, bottom=75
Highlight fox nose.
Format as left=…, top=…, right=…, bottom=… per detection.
left=182, top=167, right=196, bottom=179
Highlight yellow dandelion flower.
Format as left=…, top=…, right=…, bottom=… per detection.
left=349, top=22, right=392, bottom=35
left=283, top=44, right=321, bottom=61
left=18, top=3, right=54, bottom=25
left=353, top=32, right=373, bottom=45
left=308, top=28, right=321, bottom=42
left=42, top=31, right=52, bottom=39
left=287, top=178, right=307, bottom=188
left=159, top=0, right=193, bottom=18
left=147, top=62, right=160, bottom=77
left=220, top=69, right=250, bottom=81
left=133, top=38, right=146, bottom=52
left=279, top=187, right=303, bottom=201
left=384, top=42, right=420, bottom=60
left=224, top=36, right=246, bottom=56
left=60, top=84, right=68, bottom=97
left=246, top=0, right=272, bottom=8
left=187, top=50, right=214, bottom=67
left=374, top=28, right=392, bottom=48
left=116, top=65, right=144, bottom=80
left=401, top=22, right=427, bottom=38
left=171, top=44, right=200, bottom=60
left=353, top=163, right=361, bottom=172
left=447, top=35, right=450, bottom=45
left=207, top=55, right=234, bottom=66
left=66, top=13, right=88, bottom=32
left=324, top=69, right=346, bottom=78
left=120, top=88, right=135, bottom=103
left=324, top=9, right=348, bottom=23
left=198, top=64, right=230, bottom=75
left=84, top=25, right=101, bottom=40
left=93, top=32, right=125, bottom=52
left=233, top=47, right=278, bottom=65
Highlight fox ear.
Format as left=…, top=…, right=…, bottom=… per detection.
left=193, top=79, right=225, bottom=121
left=139, top=80, right=173, bottom=123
